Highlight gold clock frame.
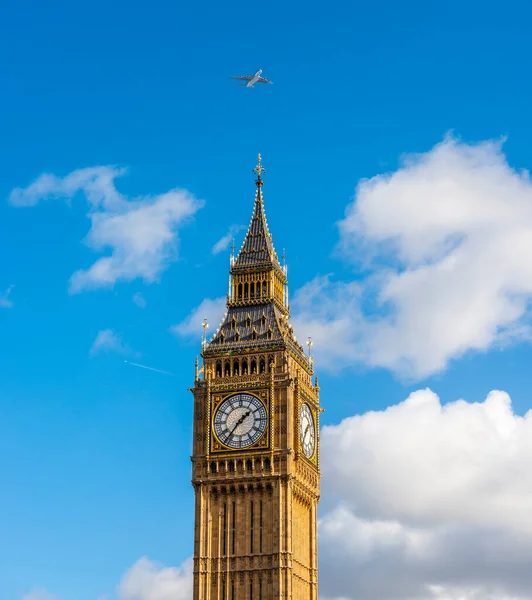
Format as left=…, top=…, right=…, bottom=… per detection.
left=299, top=401, right=317, bottom=461
left=210, top=389, right=270, bottom=454
left=295, top=382, right=320, bottom=467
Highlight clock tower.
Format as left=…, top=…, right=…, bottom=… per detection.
left=190, top=156, right=321, bottom=600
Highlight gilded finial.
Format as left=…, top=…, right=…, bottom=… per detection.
left=201, top=317, right=209, bottom=350
left=253, top=153, right=265, bottom=186
left=230, top=237, right=235, bottom=267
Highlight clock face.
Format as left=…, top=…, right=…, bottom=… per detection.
left=300, top=403, right=316, bottom=459
left=213, top=393, right=267, bottom=449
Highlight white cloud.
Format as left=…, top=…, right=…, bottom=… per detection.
left=19, top=559, right=192, bottom=600
left=21, top=590, right=58, bottom=600
left=133, top=292, right=147, bottom=308
left=319, top=388, right=532, bottom=600
left=171, top=296, right=226, bottom=341
left=9, top=167, right=203, bottom=293
left=118, top=557, right=193, bottom=600
left=212, top=224, right=245, bottom=255
left=294, top=136, right=532, bottom=378
left=90, top=329, right=130, bottom=357
left=0, top=284, right=14, bottom=308
left=427, top=586, right=528, bottom=600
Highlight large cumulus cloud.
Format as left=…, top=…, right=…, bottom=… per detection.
left=319, top=389, right=532, bottom=599
left=294, top=136, right=532, bottom=378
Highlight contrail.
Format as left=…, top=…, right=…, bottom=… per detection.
left=124, top=360, right=175, bottom=376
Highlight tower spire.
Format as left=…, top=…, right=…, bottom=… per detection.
left=232, top=154, right=283, bottom=273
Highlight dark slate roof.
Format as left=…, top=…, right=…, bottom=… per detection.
left=232, top=188, right=284, bottom=274
left=208, top=303, right=282, bottom=348
left=204, top=302, right=308, bottom=361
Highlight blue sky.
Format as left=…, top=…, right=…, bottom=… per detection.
left=3, top=1, right=532, bottom=599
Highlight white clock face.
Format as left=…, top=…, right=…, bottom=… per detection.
left=214, top=393, right=267, bottom=449
left=300, top=403, right=316, bottom=459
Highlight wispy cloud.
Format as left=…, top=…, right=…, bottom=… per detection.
left=118, top=557, right=193, bottom=600
left=212, top=224, right=245, bottom=255
left=171, top=297, right=226, bottom=342
left=9, top=167, right=203, bottom=293
left=90, top=329, right=132, bottom=357
left=21, top=589, right=58, bottom=600
left=132, top=292, right=147, bottom=308
left=0, top=284, right=14, bottom=308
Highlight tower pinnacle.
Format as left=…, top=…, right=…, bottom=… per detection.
left=253, top=153, right=265, bottom=186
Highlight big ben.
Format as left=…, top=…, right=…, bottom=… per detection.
left=190, top=156, right=321, bottom=600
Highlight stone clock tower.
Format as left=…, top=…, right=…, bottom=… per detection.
left=190, top=156, right=321, bottom=600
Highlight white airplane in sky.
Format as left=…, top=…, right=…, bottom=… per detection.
left=230, top=69, right=273, bottom=88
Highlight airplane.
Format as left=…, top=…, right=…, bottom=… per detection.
left=230, top=69, right=272, bottom=88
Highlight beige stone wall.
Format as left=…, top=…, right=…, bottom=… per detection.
left=191, top=349, right=320, bottom=600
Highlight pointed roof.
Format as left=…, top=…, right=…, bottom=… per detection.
left=231, top=155, right=284, bottom=276
left=202, top=154, right=311, bottom=371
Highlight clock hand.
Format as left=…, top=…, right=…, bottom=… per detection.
left=230, top=410, right=251, bottom=435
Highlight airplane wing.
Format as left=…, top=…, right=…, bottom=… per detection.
left=230, top=75, right=253, bottom=81
left=258, top=77, right=273, bottom=84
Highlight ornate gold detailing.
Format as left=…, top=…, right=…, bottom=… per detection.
left=294, top=371, right=301, bottom=462
left=269, top=359, right=275, bottom=468
left=253, top=153, right=265, bottom=182
left=205, top=379, right=211, bottom=460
